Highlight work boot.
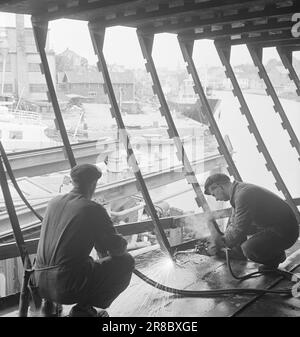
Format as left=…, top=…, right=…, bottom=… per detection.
left=41, top=299, right=63, bottom=317
left=258, top=264, right=279, bottom=272
left=258, top=252, right=286, bottom=272
left=69, top=304, right=109, bottom=317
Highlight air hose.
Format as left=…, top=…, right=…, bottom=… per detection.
left=132, top=268, right=295, bottom=297
left=225, top=248, right=299, bottom=282
left=1, top=143, right=299, bottom=298
left=0, top=142, right=43, bottom=221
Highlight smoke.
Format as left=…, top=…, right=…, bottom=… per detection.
left=182, top=215, right=210, bottom=240
left=182, top=209, right=229, bottom=240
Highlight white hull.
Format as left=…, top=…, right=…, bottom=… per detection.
left=0, top=108, right=61, bottom=152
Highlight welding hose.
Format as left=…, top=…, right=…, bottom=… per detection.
left=133, top=243, right=300, bottom=297
left=132, top=268, right=295, bottom=297
left=225, top=248, right=299, bottom=282
left=0, top=142, right=43, bottom=221
left=211, top=219, right=269, bottom=281
left=133, top=221, right=300, bottom=296
left=225, top=248, right=269, bottom=281
left=1, top=144, right=298, bottom=297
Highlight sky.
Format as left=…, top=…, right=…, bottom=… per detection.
left=0, top=12, right=299, bottom=70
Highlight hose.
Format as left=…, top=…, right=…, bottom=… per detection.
left=0, top=142, right=43, bottom=221
left=225, top=248, right=299, bottom=282
left=210, top=219, right=292, bottom=281
left=133, top=268, right=295, bottom=297
left=1, top=144, right=299, bottom=298
left=225, top=248, right=268, bottom=281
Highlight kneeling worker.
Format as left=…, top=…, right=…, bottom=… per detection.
left=33, top=164, right=135, bottom=317
left=204, top=173, right=299, bottom=270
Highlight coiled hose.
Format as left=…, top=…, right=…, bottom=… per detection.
left=1, top=143, right=299, bottom=298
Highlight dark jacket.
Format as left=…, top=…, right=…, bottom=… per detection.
left=33, top=189, right=127, bottom=303
left=224, top=181, right=299, bottom=248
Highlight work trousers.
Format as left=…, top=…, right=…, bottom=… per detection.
left=240, top=227, right=299, bottom=266
left=34, top=253, right=135, bottom=309
left=82, top=253, right=135, bottom=308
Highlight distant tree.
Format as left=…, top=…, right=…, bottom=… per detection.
left=55, top=53, right=74, bottom=72
left=55, top=49, right=89, bottom=72
left=80, top=57, right=88, bottom=68
left=265, top=58, right=280, bottom=71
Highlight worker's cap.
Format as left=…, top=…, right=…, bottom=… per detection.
left=204, top=173, right=230, bottom=195
left=70, top=164, right=102, bottom=186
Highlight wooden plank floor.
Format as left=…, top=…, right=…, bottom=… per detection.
left=108, top=240, right=300, bottom=317
left=2, top=240, right=300, bottom=317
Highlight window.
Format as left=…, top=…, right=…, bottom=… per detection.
left=28, top=63, right=41, bottom=72
left=25, top=30, right=36, bottom=46
left=29, top=84, right=48, bottom=93
left=0, top=63, right=11, bottom=72
left=9, top=131, right=23, bottom=140
left=0, top=56, right=11, bottom=71
left=3, top=84, right=13, bottom=93
left=58, top=83, right=66, bottom=90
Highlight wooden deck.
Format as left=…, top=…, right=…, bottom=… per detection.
left=108, top=241, right=300, bottom=317
left=2, top=240, right=300, bottom=317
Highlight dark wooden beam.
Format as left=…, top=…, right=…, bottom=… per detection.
left=247, top=44, right=300, bottom=159
left=0, top=207, right=232, bottom=244
left=0, top=292, right=19, bottom=314
left=179, top=19, right=292, bottom=41
left=32, top=18, right=76, bottom=168
left=215, top=31, right=299, bottom=47
left=256, top=39, right=300, bottom=48
left=1, top=201, right=299, bottom=260
left=4, top=139, right=116, bottom=179
left=0, top=217, right=175, bottom=260
left=0, top=239, right=39, bottom=261
left=2, top=0, right=141, bottom=21
left=0, top=154, right=226, bottom=233
left=95, top=0, right=274, bottom=28
left=89, top=22, right=172, bottom=258
left=0, top=208, right=233, bottom=260
left=215, top=42, right=300, bottom=223
left=179, top=38, right=242, bottom=180
left=284, top=46, right=300, bottom=52
left=141, top=4, right=298, bottom=35
left=138, top=31, right=212, bottom=217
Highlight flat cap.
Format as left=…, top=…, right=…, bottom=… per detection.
left=204, top=173, right=230, bottom=195
left=70, top=164, right=102, bottom=186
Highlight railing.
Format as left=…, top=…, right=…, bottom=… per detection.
left=12, top=110, right=42, bottom=124
left=0, top=151, right=229, bottom=303
left=0, top=208, right=233, bottom=261
left=0, top=153, right=226, bottom=232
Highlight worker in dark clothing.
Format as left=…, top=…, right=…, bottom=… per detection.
left=33, top=164, right=135, bottom=317
left=204, top=173, right=299, bottom=270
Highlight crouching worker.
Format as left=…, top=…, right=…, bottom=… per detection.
left=204, top=173, right=299, bottom=270
left=32, top=164, right=135, bottom=317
